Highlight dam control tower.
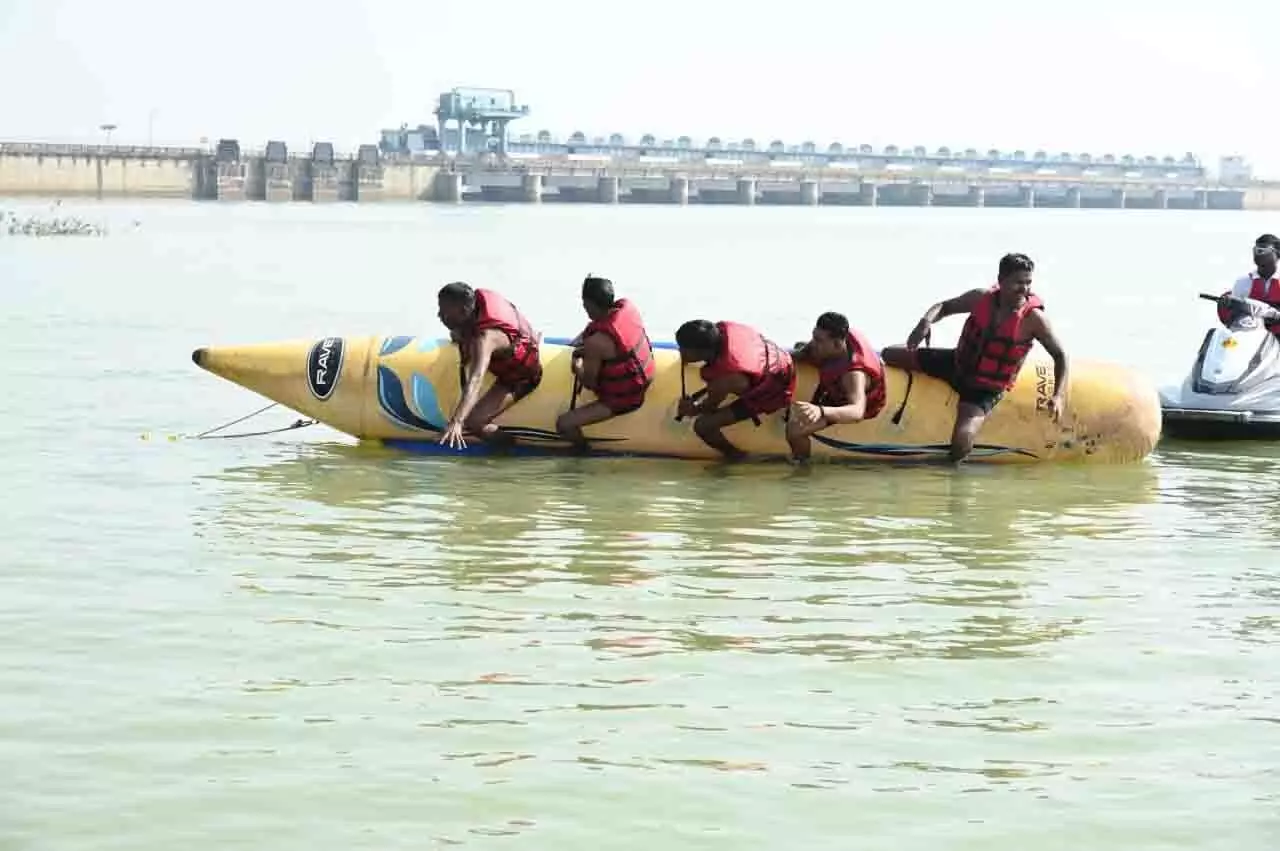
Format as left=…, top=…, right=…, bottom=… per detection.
left=435, top=87, right=530, bottom=155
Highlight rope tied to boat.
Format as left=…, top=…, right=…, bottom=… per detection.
left=161, top=402, right=317, bottom=441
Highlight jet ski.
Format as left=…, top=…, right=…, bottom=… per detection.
left=1159, top=293, right=1280, bottom=439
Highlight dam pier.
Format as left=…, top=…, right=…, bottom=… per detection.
left=2, top=85, right=1277, bottom=211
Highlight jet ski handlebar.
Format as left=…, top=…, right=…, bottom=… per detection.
left=1202, top=292, right=1280, bottom=323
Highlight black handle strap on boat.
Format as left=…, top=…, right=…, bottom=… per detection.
left=674, top=365, right=708, bottom=422
left=569, top=374, right=583, bottom=411
left=566, top=337, right=590, bottom=412
left=891, top=329, right=930, bottom=426
left=456, top=336, right=469, bottom=395
left=673, top=364, right=762, bottom=425
left=675, top=365, right=688, bottom=421
left=891, top=372, right=913, bottom=425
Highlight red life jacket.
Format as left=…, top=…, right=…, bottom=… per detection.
left=812, top=328, right=887, bottom=419
left=701, top=321, right=797, bottom=416
left=1217, top=274, right=1280, bottom=335
left=1251, top=275, right=1280, bottom=304
left=580, top=298, right=655, bottom=410
left=464, top=288, right=541, bottom=386
left=1250, top=276, right=1280, bottom=337
left=954, top=286, right=1044, bottom=391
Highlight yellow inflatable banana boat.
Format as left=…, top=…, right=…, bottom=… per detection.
left=190, top=334, right=1162, bottom=463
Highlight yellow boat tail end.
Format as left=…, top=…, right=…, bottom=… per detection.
left=190, top=334, right=1163, bottom=465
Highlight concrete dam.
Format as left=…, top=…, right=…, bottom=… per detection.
left=2, top=138, right=1278, bottom=211
left=0, top=140, right=436, bottom=203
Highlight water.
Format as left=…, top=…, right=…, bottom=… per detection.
left=1, top=200, right=1277, bottom=850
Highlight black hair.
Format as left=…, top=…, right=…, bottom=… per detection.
left=438, top=281, right=476, bottom=307
left=675, top=319, right=719, bottom=351
left=815, top=311, right=849, bottom=338
left=1255, top=234, right=1280, bottom=250
left=581, top=275, right=616, bottom=310
left=997, top=253, right=1035, bottom=279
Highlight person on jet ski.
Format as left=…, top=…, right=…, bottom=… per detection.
left=1217, top=234, right=1280, bottom=334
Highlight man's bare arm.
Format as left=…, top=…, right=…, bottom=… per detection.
left=450, top=329, right=505, bottom=425
left=822, top=371, right=868, bottom=423
left=919, top=288, right=988, bottom=326
left=1027, top=311, right=1069, bottom=401
left=700, top=374, right=749, bottom=413
left=577, top=332, right=613, bottom=390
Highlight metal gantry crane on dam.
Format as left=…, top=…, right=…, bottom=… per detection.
left=433, top=87, right=531, bottom=155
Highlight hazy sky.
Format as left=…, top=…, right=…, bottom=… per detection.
left=2, top=0, right=1275, bottom=175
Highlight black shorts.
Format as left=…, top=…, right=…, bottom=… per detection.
left=912, top=347, right=1004, bottom=415
left=726, top=398, right=759, bottom=424
left=722, top=366, right=796, bottom=425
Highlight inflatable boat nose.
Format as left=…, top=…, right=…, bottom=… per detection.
left=187, top=337, right=370, bottom=438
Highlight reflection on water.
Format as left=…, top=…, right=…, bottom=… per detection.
left=195, top=445, right=1166, bottom=667
left=78, top=430, right=1236, bottom=851
left=1155, top=440, right=1280, bottom=523
left=182, top=445, right=1280, bottom=839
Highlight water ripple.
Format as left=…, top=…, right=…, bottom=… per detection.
left=9, top=206, right=1280, bottom=849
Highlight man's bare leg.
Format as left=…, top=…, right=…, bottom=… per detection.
left=693, top=407, right=749, bottom=461
left=880, top=346, right=918, bottom=370
left=785, top=416, right=824, bottom=461
left=555, top=400, right=619, bottom=453
left=949, top=402, right=987, bottom=463
left=463, top=384, right=519, bottom=449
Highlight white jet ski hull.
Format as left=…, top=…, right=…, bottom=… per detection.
left=1159, top=301, right=1280, bottom=440
left=1160, top=397, right=1280, bottom=440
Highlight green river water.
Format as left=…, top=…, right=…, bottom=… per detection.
left=1, top=200, right=1276, bottom=850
